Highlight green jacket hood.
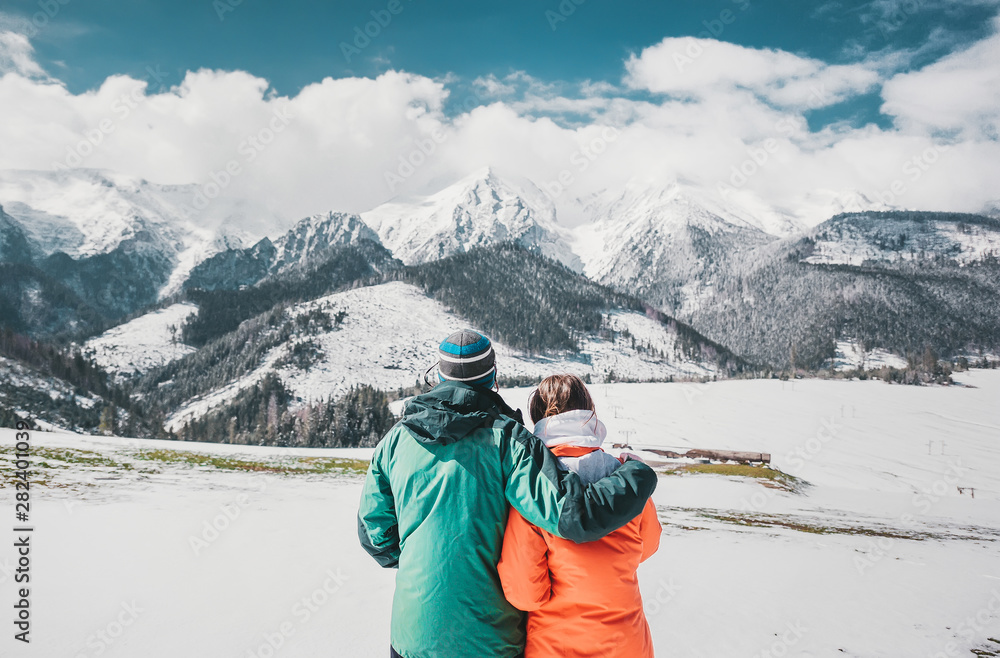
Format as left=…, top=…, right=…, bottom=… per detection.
left=401, top=381, right=523, bottom=445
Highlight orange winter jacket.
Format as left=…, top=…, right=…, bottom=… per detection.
left=497, top=411, right=662, bottom=658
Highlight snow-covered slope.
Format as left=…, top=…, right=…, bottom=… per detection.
left=785, top=188, right=898, bottom=227
left=0, top=168, right=285, bottom=298
left=362, top=168, right=579, bottom=268
left=826, top=340, right=909, bottom=371
left=802, top=211, right=1000, bottom=266
left=83, top=303, right=198, bottom=377
left=165, top=281, right=720, bottom=430
left=5, top=370, right=1000, bottom=657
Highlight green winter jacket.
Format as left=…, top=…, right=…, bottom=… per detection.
left=357, top=381, right=658, bottom=658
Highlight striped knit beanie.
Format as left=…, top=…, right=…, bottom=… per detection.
left=437, top=329, right=496, bottom=389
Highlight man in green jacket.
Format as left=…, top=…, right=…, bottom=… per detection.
left=358, top=329, right=658, bottom=658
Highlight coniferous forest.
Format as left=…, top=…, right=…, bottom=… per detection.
left=175, top=374, right=396, bottom=448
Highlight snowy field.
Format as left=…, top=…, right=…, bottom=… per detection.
left=827, top=340, right=909, bottom=372
left=2, top=372, right=1000, bottom=656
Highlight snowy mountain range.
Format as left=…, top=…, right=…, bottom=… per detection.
left=4, top=167, right=998, bottom=300
left=570, top=179, right=786, bottom=314
left=3, top=164, right=1000, bottom=435
left=2, top=167, right=1000, bottom=372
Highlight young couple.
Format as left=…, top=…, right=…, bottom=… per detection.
left=358, top=329, right=662, bottom=658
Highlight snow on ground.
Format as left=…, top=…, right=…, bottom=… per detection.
left=3, top=371, right=1000, bottom=656
left=166, top=282, right=717, bottom=430
left=827, top=339, right=909, bottom=371
left=83, top=302, right=198, bottom=377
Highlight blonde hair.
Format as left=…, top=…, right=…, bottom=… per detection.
left=529, top=374, right=596, bottom=424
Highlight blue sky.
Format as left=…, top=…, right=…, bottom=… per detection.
left=5, top=0, right=997, bottom=127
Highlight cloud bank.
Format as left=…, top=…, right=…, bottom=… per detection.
left=1, top=18, right=999, bottom=230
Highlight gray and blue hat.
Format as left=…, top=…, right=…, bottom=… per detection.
left=436, top=329, right=496, bottom=389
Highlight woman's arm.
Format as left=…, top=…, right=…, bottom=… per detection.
left=497, top=509, right=552, bottom=611
left=499, top=418, right=658, bottom=544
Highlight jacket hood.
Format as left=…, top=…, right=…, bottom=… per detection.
left=532, top=409, right=607, bottom=449
left=400, top=381, right=522, bottom=445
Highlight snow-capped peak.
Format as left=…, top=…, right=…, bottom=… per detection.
left=582, top=177, right=802, bottom=238
left=271, top=211, right=380, bottom=272
left=361, top=167, right=578, bottom=267
left=568, top=178, right=778, bottom=282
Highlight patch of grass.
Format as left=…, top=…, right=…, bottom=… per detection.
left=0, top=467, right=53, bottom=488
left=296, top=456, right=370, bottom=476
left=134, top=449, right=286, bottom=473
left=664, top=524, right=709, bottom=532
left=667, top=463, right=805, bottom=492
left=132, top=449, right=369, bottom=476
left=32, top=447, right=131, bottom=470
left=0, top=443, right=370, bottom=490
left=697, top=510, right=941, bottom=540
left=0, top=446, right=129, bottom=488
left=655, top=505, right=999, bottom=542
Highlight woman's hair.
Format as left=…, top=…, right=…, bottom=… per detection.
left=529, top=374, right=596, bottom=424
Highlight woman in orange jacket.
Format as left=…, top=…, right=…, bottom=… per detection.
left=497, top=374, right=662, bottom=658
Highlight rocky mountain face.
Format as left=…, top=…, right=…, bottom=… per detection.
left=182, top=238, right=278, bottom=292
left=185, top=212, right=381, bottom=291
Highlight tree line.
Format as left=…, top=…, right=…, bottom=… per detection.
left=177, top=374, right=396, bottom=448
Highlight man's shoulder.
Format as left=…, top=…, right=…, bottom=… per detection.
left=489, top=411, right=534, bottom=443
left=372, top=420, right=408, bottom=454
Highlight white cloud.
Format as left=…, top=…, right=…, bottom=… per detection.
left=881, top=16, right=1000, bottom=138
left=624, top=37, right=879, bottom=109
left=579, top=79, right=618, bottom=97
left=472, top=74, right=516, bottom=98
left=0, top=31, right=47, bottom=78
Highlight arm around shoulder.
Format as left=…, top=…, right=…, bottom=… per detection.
left=501, top=420, right=658, bottom=545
